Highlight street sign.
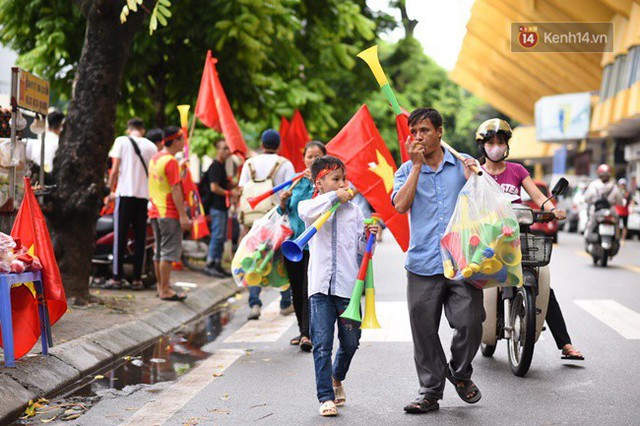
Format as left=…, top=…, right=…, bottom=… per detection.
left=14, top=68, right=49, bottom=115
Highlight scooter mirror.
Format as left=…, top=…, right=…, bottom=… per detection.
left=551, top=178, right=568, bottom=197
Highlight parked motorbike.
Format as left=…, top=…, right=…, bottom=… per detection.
left=91, top=214, right=156, bottom=288
left=585, top=199, right=620, bottom=267
left=481, top=178, right=568, bottom=377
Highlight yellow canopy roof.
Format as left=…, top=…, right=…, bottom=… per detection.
left=451, top=0, right=626, bottom=124
left=509, top=126, right=558, bottom=160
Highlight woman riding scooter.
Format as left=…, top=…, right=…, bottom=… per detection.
left=476, top=118, right=584, bottom=361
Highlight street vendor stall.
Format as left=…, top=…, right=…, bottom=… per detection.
left=0, top=68, right=50, bottom=233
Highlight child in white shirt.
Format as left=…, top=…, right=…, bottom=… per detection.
left=298, top=156, right=377, bottom=417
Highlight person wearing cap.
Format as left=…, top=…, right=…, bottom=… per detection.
left=238, top=129, right=295, bottom=320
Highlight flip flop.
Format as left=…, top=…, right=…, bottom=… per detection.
left=446, top=370, right=482, bottom=404
left=403, top=395, right=439, bottom=414
left=300, top=336, right=313, bottom=352
left=290, top=335, right=301, bottom=346
left=561, top=348, right=585, bottom=360
left=333, top=386, right=346, bottom=406
left=160, top=293, right=187, bottom=301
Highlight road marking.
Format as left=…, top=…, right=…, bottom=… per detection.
left=621, top=264, right=640, bottom=274
left=576, top=250, right=640, bottom=272
left=575, top=299, right=640, bottom=340
left=576, top=251, right=590, bottom=258
left=120, top=349, right=244, bottom=426
left=224, top=299, right=296, bottom=343
left=361, top=302, right=413, bottom=342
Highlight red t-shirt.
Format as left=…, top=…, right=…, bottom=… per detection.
left=148, top=151, right=181, bottom=219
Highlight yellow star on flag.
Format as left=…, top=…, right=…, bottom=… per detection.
left=368, top=150, right=395, bottom=194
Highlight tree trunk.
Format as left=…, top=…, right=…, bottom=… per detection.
left=49, top=0, right=145, bottom=303
left=392, top=0, right=418, bottom=38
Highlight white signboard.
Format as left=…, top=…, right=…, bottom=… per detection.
left=535, top=92, right=591, bottom=142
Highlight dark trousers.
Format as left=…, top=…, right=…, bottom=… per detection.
left=407, top=272, right=485, bottom=400
left=113, top=196, right=148, bottom=280
left=284, top=250, right=310, bottom=338
left=546, top=288, right=572, bottom=349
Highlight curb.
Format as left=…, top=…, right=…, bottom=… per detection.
left=0, top=278, right=239, bottom=424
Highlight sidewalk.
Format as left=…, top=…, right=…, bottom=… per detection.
left=0, top=268, right=240, bottom=423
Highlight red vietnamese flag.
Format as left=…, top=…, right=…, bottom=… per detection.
left=282, top=110, right=310, bottom=172
left=0, top=178, right=67, bottom=359
left=278, top=116, right=291, bottom=160
left=326, top=105, right=409, bottom=251
left=396, top=109, right=411, bottom=163
left=194, top=50, right=248, bottom=155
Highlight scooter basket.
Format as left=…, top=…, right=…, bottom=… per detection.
left=520, top=234, right=553, bottom=267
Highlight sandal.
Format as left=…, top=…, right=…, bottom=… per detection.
left=102, top=278, right=122, bottom=290
left=300, top=336, right=313, bottom=352
left=131, top=280, right=145, bottom=291
left=403, top=395, right=439, bottom=414
left=446, top=370, right=482, bottom=404
left=290, top=335, right=301, bottom=346
left=160, top=292, right=187, bottom=301
left=333, top=385, right=346, bottom=406
left=319, top=400, right=337, bottom=417
left=561, top=346, right=585, bottom=360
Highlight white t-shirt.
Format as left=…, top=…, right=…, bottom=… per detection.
left=109, top=135, right=157, bottom=199
left=26, top=131, right=59, bottom=172
left=238, top=153, right=295, bottom=188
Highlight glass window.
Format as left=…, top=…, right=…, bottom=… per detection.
left=629, top=45, right=640, bottom=86
left=600, top=64, right=612, bottom=100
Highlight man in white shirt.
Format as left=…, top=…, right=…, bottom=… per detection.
left=26, top=111, right=64, bottom=184
left=106, top=118, right=158, bottom=289
left=239, top=129, right=295, bottom=320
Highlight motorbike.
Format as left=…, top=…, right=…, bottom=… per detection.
left=480, top=178, right=568, bottom=377
left=585, top=199, right=620, bottom=267
left=91, top=214, right=156, bottom=288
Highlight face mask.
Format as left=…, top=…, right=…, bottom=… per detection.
left=485, top=145, right=507, bottom=162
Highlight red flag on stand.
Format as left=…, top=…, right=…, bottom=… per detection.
left=195, top=50, right=248, bottom=155
left=326, top=105, right=410, bottom=251
left=0, top=178, right=67, bottom=359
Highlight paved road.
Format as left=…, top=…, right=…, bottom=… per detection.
left=77, top=231, right=640, bottom=425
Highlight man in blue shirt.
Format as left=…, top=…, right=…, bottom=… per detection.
left=392, top=108, right=484, bottom=414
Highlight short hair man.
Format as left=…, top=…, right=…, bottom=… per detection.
left=106, top=118, right=157, bottom=289
left=393, top=108, right=481, bottom=414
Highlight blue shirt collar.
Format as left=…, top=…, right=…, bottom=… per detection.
left=421, top=147, right=456, bottom=174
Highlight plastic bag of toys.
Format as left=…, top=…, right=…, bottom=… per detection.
left=440, top=173, right=523, bottom=289
left=231, top=207, right=292, bottom=290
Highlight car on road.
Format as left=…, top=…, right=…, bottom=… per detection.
left=522, top=180, right=559, bottom=243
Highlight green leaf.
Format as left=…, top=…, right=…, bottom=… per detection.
left=127, top=0, right=138, bottom=12
left=157, top=5, right=171, bottom=18
left=156, top=12, right=167, bottom=26
left=149, top=14, right=158, bottom=34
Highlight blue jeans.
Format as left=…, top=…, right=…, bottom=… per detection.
left=309, top=293, right=361, bottom=403
left=207, top=208, right=228, bottom=263
left=248, top=286, right=291, bottom=309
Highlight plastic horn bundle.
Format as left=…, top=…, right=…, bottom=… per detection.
left=357, top=45, right=482, bottom=176
left=282, top=190, right=353, bottom=262
left=247, top=172, right=304, bottom=209
left=341, top=215, right=381, bottom=329
left=244, top=225, right=293, bottom=286
left=177, top=104, right=190, bottom=157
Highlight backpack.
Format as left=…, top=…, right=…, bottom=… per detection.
left=198, top=168, right=213, bottom=212
left=239, top=157, right=286, bottom=227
